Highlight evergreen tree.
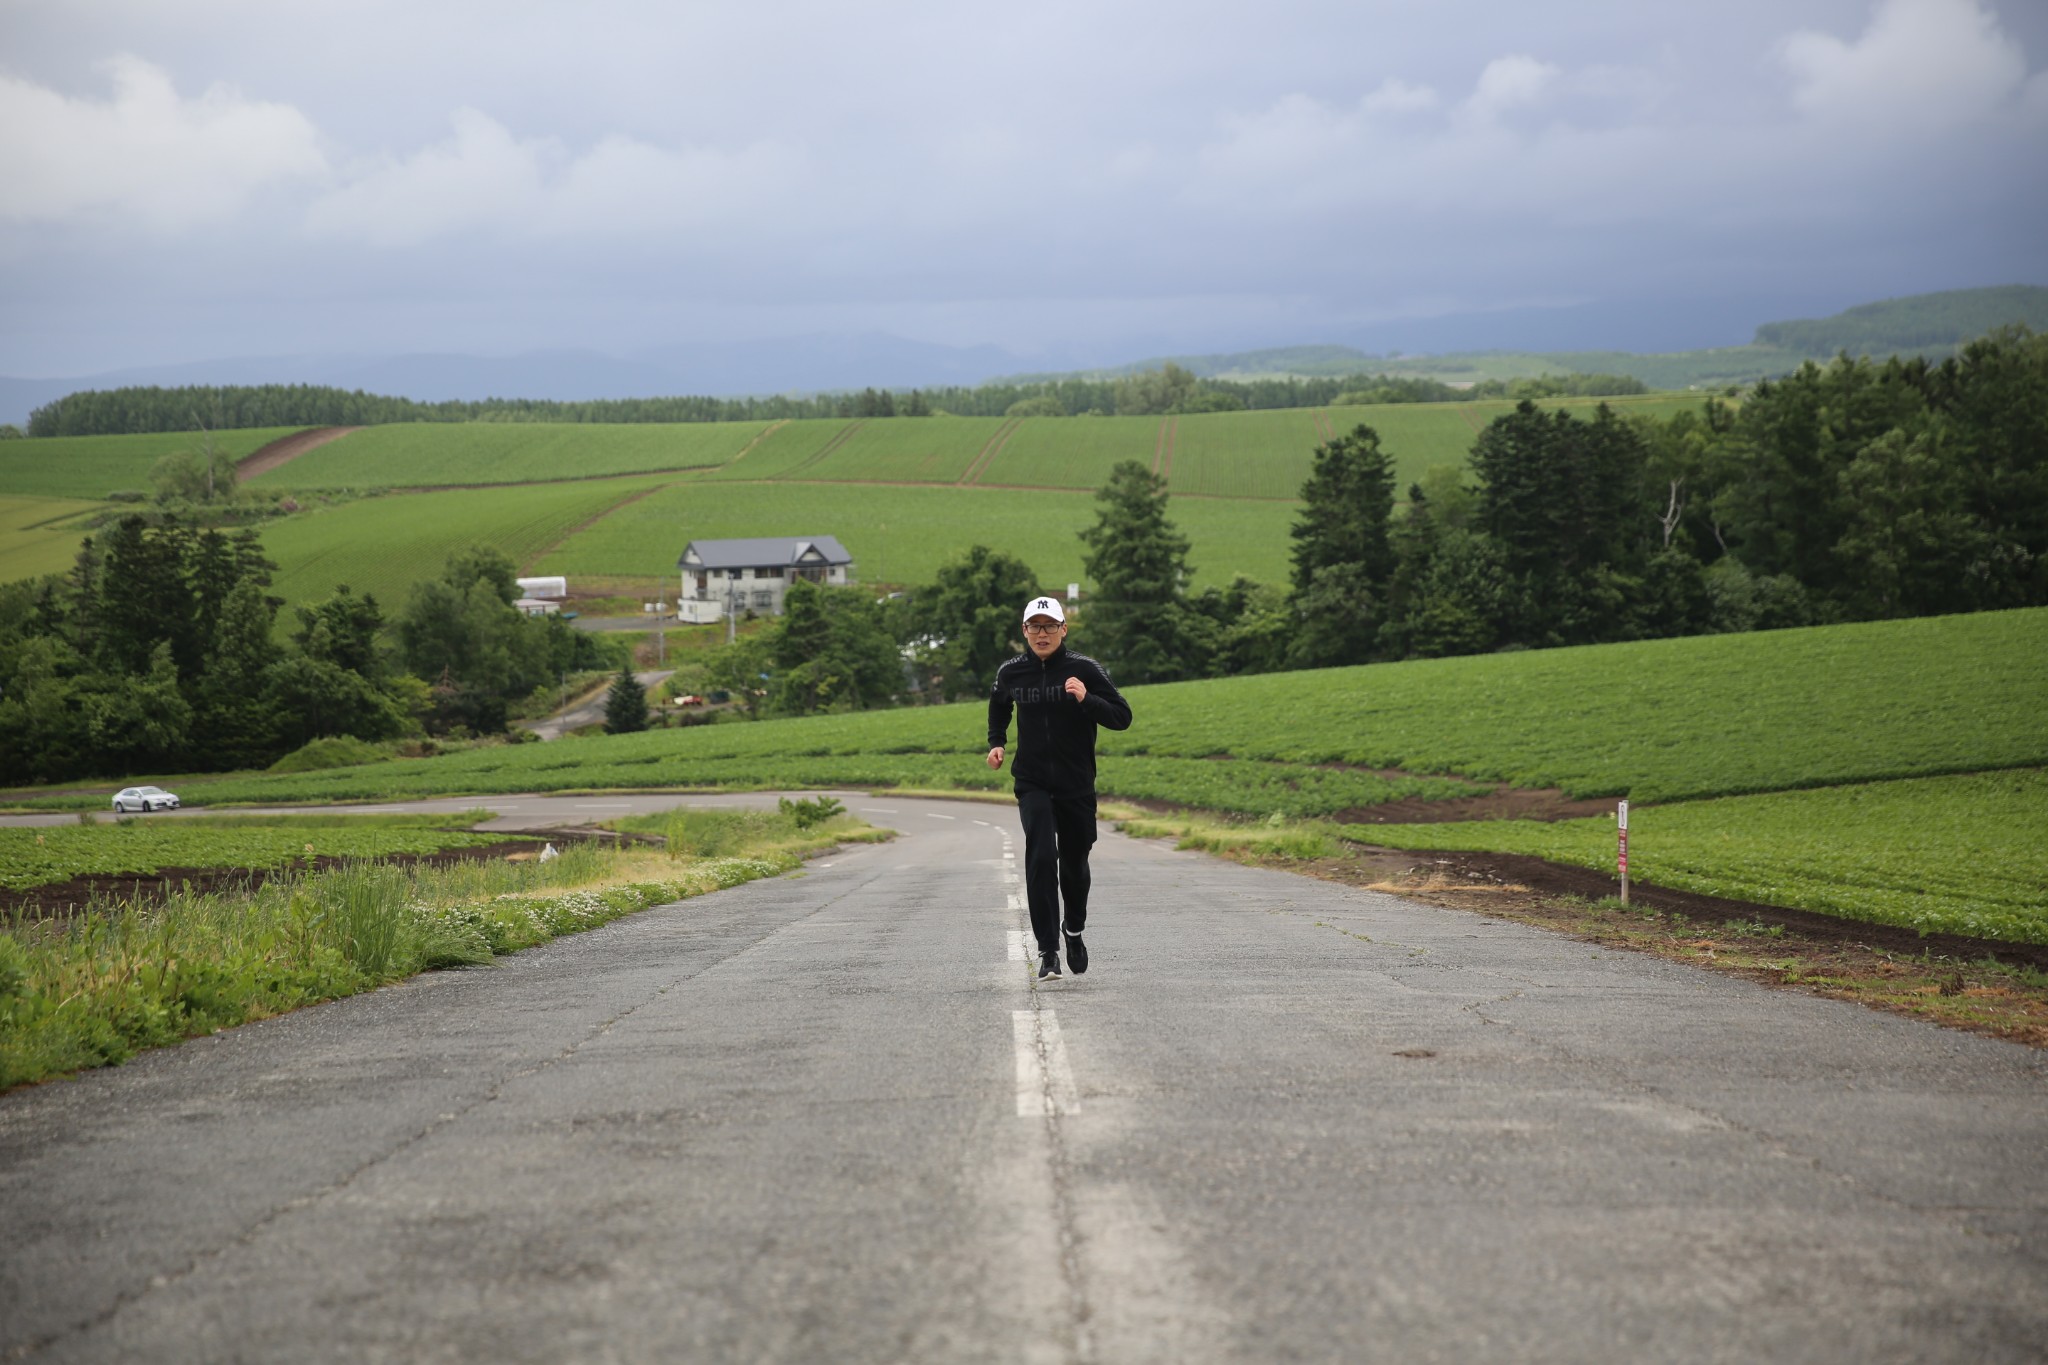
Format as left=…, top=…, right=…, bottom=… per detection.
left=604, top=665, right=649, bottom=734
left=1286, top=424, right=1397, bottom=667
left=1079, top=461, right=1194, bottom=683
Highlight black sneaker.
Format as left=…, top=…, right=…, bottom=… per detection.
left=1064, top=929, right=1088, bottom=975
left=1037, top=950, right=1061, bottom=980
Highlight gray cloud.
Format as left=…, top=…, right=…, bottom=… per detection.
left=1, top=0, right=2044, bottom=377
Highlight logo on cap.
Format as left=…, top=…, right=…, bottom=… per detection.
left=1022, top=595, right=1066, bottom=623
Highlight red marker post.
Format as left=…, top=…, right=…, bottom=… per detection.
left=1617, top=799, right=1630, bottom=904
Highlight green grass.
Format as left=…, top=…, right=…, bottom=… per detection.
left=19, top=609, right=2038, bottom=822
left=539, top=478, right=1299, bottom=591
left=0, top=428, right=304, bottom=499
left=259, top=474, right=675, bottom=610
left=0, top=495, right=105, bottom=584
left=1360, top=770, right=2048, bottom=945
left=249, top=422, right=774, bottom=489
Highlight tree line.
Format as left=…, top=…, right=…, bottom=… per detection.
left=0, top=531, right=616, bottom=786
left=25, top=368, right=1645, bottom=437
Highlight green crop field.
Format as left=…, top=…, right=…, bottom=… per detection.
left=702, top=419, right=861, bottom=481
left=249, top=421, right=774, bottom=490
left=978, top=415, right=1164, bottom=489
left=0, top=814, right=513, bottom=890
left=259, top=475, right=675, bottom=611
left=539, top=478, right=1299, bottom=590
left=1169, top=408, right=1337, bottom=498
left=797, top=415, right=1010, bottom=483
left=1363, top=770, right=2048, bottom=945
left=0, top=428, right=305, bottom=500
left=0, top=495, right=104, bottom=584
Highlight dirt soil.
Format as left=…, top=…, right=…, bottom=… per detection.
left=234, top=427, right=362, bottom=481
left=1266, top=842, right=2048, bottom=1047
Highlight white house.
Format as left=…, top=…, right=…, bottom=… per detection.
left=675, top=537, right=855, bottom=624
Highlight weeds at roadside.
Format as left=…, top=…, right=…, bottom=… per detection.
left=1, top=808, right=890, bottom=1092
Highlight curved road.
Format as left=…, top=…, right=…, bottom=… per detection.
left=3, top=793, right=2045, bottom=1362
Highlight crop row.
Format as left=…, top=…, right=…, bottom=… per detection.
left=0, top=819, right=513, bottom=890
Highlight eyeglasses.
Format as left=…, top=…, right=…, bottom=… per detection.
left=1022, top=621, right=1064, bottom=634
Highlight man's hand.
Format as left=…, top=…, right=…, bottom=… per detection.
left=1064, top=675, right=1088, bottom=703
left=986, top=746, right=1004, bottom=770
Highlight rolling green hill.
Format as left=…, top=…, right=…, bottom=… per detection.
left=0, top=427, right=303, bottom=500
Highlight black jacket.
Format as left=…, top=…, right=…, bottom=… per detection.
left=987, top=644, right=1133, bottom=794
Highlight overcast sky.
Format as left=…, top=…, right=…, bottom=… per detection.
left=2, top=0, right=2045, bottom=378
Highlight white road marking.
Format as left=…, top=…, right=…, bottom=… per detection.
left=926, top=813, right=956, bottom=821
left=1013, top=1010, right=1080, bottom=1117
left=1008, top=931, right=1027, bottom=961
left=574, top=802, right=633, bottom=807
left=1008, top=892, right=1024, bottom=913
left=859, top=806, right=899, bottom=813
left=973, top=819, right=992, bottom=827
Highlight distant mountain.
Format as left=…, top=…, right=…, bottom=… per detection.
left=4, top=286, right=2042, bottom=426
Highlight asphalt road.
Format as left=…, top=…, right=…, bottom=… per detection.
left=4, top=793, right=2045, bottom=1362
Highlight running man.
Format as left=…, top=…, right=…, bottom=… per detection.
left=986, top=594, right=1133, bottom=980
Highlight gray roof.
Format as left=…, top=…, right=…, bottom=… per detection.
left=677, top=536, right=853, bottom=571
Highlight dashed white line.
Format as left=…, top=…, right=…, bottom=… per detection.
left=973, top=819, right=992, bottom=827
left=1008, top=931, right=1027, bottom=961
left=925, top=813, right=956, bottom=821
left=859, top=806, right=899, bottom=813
left=574, top=802, right=633, bottom=808
left=1013, top=1010, right=1080, bottom=1117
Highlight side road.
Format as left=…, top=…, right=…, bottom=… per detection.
left=3, top=795, right=2044, bottom=1362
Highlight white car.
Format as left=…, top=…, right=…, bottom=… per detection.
left=111, top=786, right=180, bottom=813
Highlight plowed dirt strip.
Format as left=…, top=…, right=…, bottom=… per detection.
left=721, top=419, right=789, bottom=469
left=234, top=427, right=362, bottom=482
left=1151, top=416, right=1170, bottom=475
left=961, top=417, right=1023, bottom=484
left=1161, top=416, right=1179, bottom=483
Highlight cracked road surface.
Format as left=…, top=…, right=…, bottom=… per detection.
left=3, top=794, right=2046, bottom=1362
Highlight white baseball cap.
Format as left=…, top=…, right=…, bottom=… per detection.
left=1022, top=595, right=1066, bottom=623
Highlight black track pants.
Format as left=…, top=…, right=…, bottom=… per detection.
left=1016, top=784, right=1098, bottom=954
